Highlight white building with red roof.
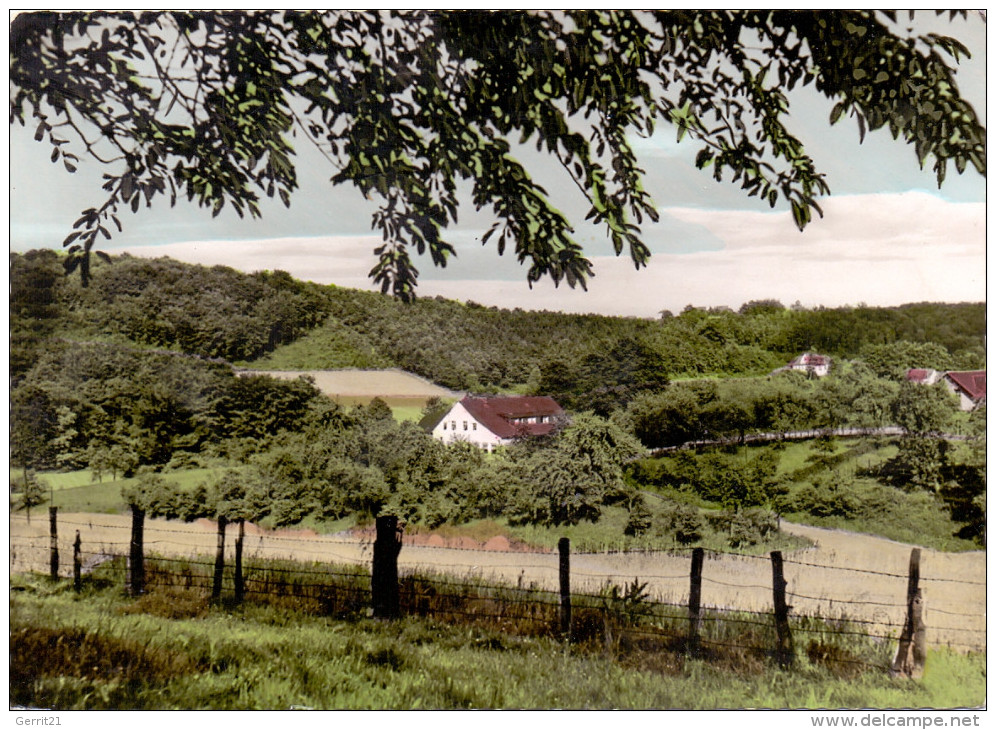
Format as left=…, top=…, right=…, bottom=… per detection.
left=431, top=395, right=565, bottom=452
left=943, top=370, right=986, bottom=411
left=905, top=368, right=941, bottom=385
left=785, top=352, right=831, bottom=377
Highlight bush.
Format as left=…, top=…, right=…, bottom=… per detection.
left=624, top=497, right=654, bottom=537
left=662, top=502, right=705, bottom=545
left=728, top=508, right=778, bottom=549
left=793, top=477, right=863, bottom=518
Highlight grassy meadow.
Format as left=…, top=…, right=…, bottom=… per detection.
left=9, top=572, right=985, bottom=710
left=13, top=468, right=228, bottom=516
left=235, top=368, right=457, bottom=421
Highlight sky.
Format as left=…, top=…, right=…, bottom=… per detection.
left=8, top=11, right=988, bottom=318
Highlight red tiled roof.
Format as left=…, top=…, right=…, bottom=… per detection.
left=906, top=368, right=933, bottom=383
left=789, top=353, right=829, bottom=367
left=945, top=371, right=987, bottom=401
left=460, top=396, right=564, bottom=439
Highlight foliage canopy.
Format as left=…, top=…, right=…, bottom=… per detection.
left=10, top=10, right=985, bottom=298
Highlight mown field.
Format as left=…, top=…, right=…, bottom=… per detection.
left=9, top=573, right=985, bottom=710
left=241, top=368, right=458, bottom=420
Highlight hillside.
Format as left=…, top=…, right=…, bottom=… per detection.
left=9, top=249, right=987, bottom=550
left=11, top=250, right=986, bottom=396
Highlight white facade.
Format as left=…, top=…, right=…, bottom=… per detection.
left=944, top=379, right=978, bottom=412
left=431, top=401, right=503, bottom=452
left=789, top=353, right=831, bottom=378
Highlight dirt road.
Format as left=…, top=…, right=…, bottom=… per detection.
left=10, top=512, right=984, bottom=651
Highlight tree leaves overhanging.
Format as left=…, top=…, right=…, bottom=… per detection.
left=10, top=10, right=986, bottom=299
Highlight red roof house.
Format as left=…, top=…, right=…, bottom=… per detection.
left=906, top=368, right=941, bottom=385
left=943, top=371, right=986, bottom=411
left=431, top=396, right=565, bottom=451
left=775, top=352, right=831, bottom=377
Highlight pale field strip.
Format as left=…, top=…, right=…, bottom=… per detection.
left=10, top=513, right=985, bottom=651
left=245, top=368, right=458, bottom=398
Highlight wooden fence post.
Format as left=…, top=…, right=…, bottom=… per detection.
left=234, top=518, right=245, bottom=603
left=73, top=530, right=82, bottom=592
left=212, top=515, right=228, bottom=600
left=688, top=547, right=704, bottom=655
left=128, top=506, right=145, bottom=597
left=49, top=507, right=59, bottom=581
left=771, top=550, right=793, bottom=667
left=891, top=548, right=926, bottom=678
left=558, top=537, right=571, bottom=640
left=372, top=515, right=401, bottom=618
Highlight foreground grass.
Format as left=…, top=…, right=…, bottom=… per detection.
left=10, top=574, right=983, bottom=710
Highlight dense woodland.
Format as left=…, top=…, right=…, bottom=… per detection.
left=9, top=251, right=987, bottom=546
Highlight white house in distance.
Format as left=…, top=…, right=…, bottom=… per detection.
left=772, top=352, right=831, bottom=378
left=432, top=395, right=565, bottom=452
left=905, top=368, right=942, bottom=385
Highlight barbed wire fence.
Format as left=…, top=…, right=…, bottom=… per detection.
left=10, top=509, right=986, bottom=675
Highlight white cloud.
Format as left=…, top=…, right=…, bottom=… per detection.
left=417, top=193, right=986, bottom=316
left=116, top=192, right=985, bottom=318
left=120, top=235, right=384, bottom=291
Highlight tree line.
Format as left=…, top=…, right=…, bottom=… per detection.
left=9, top=251, right=986, bottom=543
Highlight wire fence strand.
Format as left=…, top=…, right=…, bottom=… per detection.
left=11, top=520, right=987, bottom=665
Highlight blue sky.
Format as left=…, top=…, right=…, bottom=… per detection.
left=8, top=12, right=987, bottom=317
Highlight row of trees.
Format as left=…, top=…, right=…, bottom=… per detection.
left=618, top=365, right=948, bottom=450
left=10, top=251, right=333, bottom=373
left=10, top=341, right=322, bottom=476
left=11, top=252, right=986, bottom=397
left=124, top=406, right=643, bottom=529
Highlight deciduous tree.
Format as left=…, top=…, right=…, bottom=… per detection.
left=11, top=11, right=984, bottom=298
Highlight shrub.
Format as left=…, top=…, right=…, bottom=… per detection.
left=728, top=508, right=778, bottom=549
left=662, top=503, right=705, bottom=545
left=624, top=497, right=654, bottom=537
left=793, top=477, right=863, bottom=518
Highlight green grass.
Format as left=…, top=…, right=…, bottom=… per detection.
left=16, top=468, right=227, bottom=515
left=11, top=469, right=101, bottom=491
left=390, top=405, right=427, bottom=423
left=10, top=572, right=985, bottom=710
left=47, top=480, right=131, bottom=514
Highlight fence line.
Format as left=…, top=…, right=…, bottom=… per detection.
left=11, top=510, right=985, bottom=670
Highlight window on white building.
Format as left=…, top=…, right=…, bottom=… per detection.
left=463, top=421, right=468, bottom=430
left=472, top=423, right=477, bottom=431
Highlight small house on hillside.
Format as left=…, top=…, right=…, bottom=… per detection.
left=431, top=396, right=565, bottom=452
left=905, top=368, right=941, bottom=385
left=773, top=352, right=831, bottom=378
left=943, top=371, right=986, bottom=411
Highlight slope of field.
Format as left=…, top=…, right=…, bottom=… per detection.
left=245, top=369, right=459, bottom=409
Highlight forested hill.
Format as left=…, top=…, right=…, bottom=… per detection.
left=11, top=250, right=986, bottom=401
